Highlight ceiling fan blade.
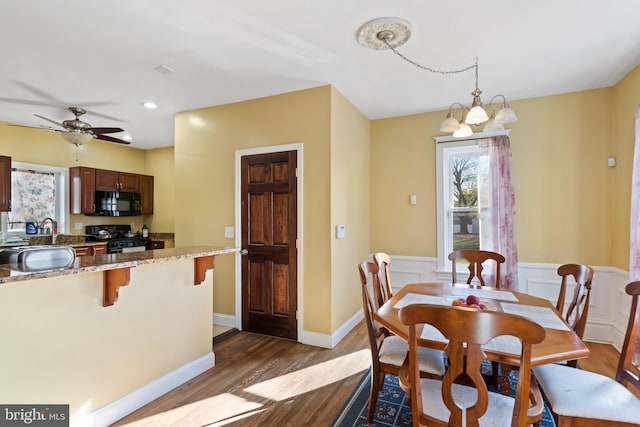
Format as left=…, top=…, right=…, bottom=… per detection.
left=8, top=122, right=55, bottom=131
left=0, top=97, right=65, bottom=108
left=95, top=134, right=131, bottom=145
left=89, top=127, right=125, bottom=135
left=34, top=114, right=65, bottom=129
left=83, top=109, right=125, bottom=123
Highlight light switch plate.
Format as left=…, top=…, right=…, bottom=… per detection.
left=224, top=226, right=234, bottom=238
left=335, top=224, right=346, bottom=239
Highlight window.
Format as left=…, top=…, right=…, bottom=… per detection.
left=436, top=140, right=480, bottom=270
left=2, top=162, right=69, bottom=235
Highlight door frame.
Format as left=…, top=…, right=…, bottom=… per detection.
left=234, top=143, right=304, bottom=339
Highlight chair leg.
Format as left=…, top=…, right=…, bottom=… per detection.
left=367, top=368, right=383, bottom=422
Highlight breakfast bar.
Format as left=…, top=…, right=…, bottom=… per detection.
left=0, top=246, right=237, bottom=426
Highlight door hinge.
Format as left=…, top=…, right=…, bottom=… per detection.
left=295, top=167, right=298, bottom=178
left=296, top=310, right=299, bottom=320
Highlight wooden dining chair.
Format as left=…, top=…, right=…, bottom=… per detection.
left=399, top=303, right=546, bottom=427
left=555, top=264, right=594, bottom=339
left=448, top=249, right=505, bottom=288
left=554, top=263, right=594, bottom=367
left=373, top=252, right=393, bottom=305
left=358, top=261, right=446, bottom=422
left=533, top=281, right=640, bottom=427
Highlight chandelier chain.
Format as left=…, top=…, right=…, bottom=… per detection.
left=383, top=38, right=477, bottom=76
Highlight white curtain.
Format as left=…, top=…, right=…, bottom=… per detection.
left=477, top=135, right=518, bottom=289
left=630, top=106, right=640, bottom=363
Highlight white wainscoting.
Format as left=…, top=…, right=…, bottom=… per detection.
left=386, top=255, right=631, bottom=351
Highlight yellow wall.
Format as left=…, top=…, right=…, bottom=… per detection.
left=174, top=86, right=334, bottom=333
left=611, top=64, right=640, bottom=270
left=143, top=146, right=175, bottom=233
left=329, top=87, right=371, bottom=330
left=371, top=89, right=615, bottom=266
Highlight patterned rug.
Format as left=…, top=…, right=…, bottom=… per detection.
left=331, top=368, right=556, bottom=427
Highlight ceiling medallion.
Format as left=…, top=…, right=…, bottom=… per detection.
left=356, top=17, right=412, bottom=50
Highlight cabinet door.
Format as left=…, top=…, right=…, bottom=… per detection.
left=0, top=156, right=11, bottom=212
left=73, top=246, right=91, bottom=257
left=95, top=169, right=119, bottom=191
left=70, top=167, right=96, bottom=214
left=119, top=172, right=140, bottom=192
left=139, top=175, right=154, bottom=214
left=92, top=244, right=107, bottom=255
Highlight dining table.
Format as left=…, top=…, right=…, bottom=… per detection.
left=373, top=282, right=590, bottom=369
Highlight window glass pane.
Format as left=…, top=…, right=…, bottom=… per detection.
left=449, top=153, right=479, bottom=251
left=452, top=211, right=479, bottom=250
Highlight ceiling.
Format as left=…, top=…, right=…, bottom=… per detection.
left=1, top=1, right=639, bottom=150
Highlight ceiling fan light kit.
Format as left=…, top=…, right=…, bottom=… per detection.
left=357, top=17, right=518, bottom=138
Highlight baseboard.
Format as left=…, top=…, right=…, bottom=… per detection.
left=298, top=309, right=364, bottom=349
left=76, top=352, right=215, bottom=427
left=213, top=312, right=236, bottom=328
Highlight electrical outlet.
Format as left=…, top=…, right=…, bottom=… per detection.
left=224, top=226, right=234, bottom=238
left=74, top=222, right=83, bottom=230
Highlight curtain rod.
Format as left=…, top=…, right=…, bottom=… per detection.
left=433, top=129, right=511, bottom=143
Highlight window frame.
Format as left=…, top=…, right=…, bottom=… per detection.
left=2, top=161, right=69, bottom=237
left=436, top=139, right=481, bottom=273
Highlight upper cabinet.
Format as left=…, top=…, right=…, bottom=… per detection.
left=139, top=174, right=154, bottom=214
left=70, top=167, right=96, bottom=214
left=0, top=156, right=11, bottom=212
left=70, top=167, right=153, bottom=215
left=95, top=169, right=139, bottom=192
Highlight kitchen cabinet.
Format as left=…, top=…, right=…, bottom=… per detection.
left=139, top=174, right=154, bottom=214
left=73, top=243, right=107, bottom=257
left=151, top=240, right=165, bottom=250
left=95, top=169, right=140, bottom=192
left=70, top=166, right=96, bottom=214
left=70, top=167, right=154, bottom=215
left=0, top=156, right=11, bottom=212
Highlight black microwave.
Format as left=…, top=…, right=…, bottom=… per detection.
left=96, top=191, right=142, bottom=216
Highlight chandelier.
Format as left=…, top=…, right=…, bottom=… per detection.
left=356, top=18, right=517, bottom=138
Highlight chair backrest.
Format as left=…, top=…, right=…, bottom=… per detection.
left=555, top=263, right=594, bottom=339
left=617, top=281, right=640, bottom=390
left=373, top=252, right=393, bottom=305
left=358, top=261, right=386, bottom=358
left=399, top=304, right=545, bottom=426
left=448, top=249, right=506, bottom=287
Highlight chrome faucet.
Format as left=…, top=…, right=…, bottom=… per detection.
left=40, top=217, right=55, bottom=235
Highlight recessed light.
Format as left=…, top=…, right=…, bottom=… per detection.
left=143, top=101, right=158, bottom=109
left=122, top=135, right=133, bottom=141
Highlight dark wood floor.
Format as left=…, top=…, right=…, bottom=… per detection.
left=111, top=322, right=629, bottom=427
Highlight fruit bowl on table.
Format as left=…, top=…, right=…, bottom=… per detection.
left=451, top=295, right=497, bottom=311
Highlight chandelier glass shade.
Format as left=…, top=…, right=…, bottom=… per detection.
left=356, top=17, right=518, bottom=138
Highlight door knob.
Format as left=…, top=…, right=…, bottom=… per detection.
left=240, top=249, right=248, bottom=256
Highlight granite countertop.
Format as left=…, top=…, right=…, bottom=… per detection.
left=0, top=246, right=239, bottom=284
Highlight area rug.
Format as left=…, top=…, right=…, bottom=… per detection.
left=331, top=368, right=556, bottom=427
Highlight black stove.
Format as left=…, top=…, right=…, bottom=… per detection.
left=86, top=225, right=151, bottom=254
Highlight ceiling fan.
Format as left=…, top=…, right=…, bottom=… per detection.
left=31, top=107, right=130, bottom=145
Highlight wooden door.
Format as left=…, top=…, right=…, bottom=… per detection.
left=69, top=167, right=96, bottom=214
left=139, top=174, right=154, bottom=214
left=241, top=150, right=298, bottom=340
left=95, top=169, right=119, bottom=191
left=119, top=172, right=140, bottom=192
left=0, top=156, right=11, bottom=211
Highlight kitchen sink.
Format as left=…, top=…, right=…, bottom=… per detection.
left=0, top=246, right=76, bottom=271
